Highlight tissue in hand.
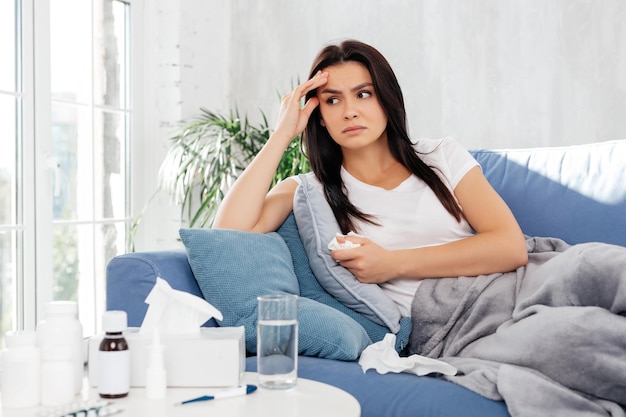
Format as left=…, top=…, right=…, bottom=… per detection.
left=89, top=277, right=244, bottom=387
left=328, top=232, right=363, bottom=250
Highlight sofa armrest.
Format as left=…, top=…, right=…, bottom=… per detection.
left=105, top=249, right=215, bottom=327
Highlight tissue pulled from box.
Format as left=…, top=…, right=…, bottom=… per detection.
left=140, top=277, right=222, bottom=335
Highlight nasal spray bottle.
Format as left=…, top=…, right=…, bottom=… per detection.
left=145, top=327, right=167, bottom=400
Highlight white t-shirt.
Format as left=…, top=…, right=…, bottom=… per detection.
left=340, top=137, right=478, bottom=316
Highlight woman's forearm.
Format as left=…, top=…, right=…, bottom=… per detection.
left=394, top=229, right=528, bottom=280
left=213, top=72, right=327, bottom=232
left=212, top=132, right=293, bottom=231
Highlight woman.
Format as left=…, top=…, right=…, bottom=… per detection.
left=214, top=40, right=626, bottom=413
left=213, top=39, right=528, bottom=317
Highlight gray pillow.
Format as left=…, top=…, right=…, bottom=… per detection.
left=293, top=174, right=403, bottom=333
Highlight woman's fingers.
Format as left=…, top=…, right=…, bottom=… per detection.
left=301, top=70, right=328, bottom=96
left=275, top=71, right=327, bottom=138
left=300, top=96, right=320, bottom=119
left=285, top=71, right=327, bottom=107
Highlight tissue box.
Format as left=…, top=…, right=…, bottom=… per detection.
left=88, top=326, right=245, bottom=387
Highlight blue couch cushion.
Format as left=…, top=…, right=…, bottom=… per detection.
left=245, top=356, right=511, bottom=417
left=472, top=140, right=626, bottom=247
left=179, top=228, right=371, bottom=360
left=278, top=213, right=412, bottom=352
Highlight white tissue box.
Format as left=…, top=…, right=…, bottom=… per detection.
left=88, top=326, right=245, bottom=387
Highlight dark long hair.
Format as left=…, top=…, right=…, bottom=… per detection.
left=303, top=40, right=462, bottom=233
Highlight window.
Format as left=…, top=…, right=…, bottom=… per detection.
left=0, top=0, right=20, bottom=345
left=0, top=0, right=136, bottom=348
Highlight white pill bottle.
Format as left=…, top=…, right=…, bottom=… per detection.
left=0, top=330, right=40, bottom=408
left=36, top=300, right=84, bottom=394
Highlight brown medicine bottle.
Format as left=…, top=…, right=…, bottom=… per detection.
left=98, top=310, right=130, bottom=398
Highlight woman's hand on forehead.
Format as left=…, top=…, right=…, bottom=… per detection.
left=273, top=71, right=328, bottom=142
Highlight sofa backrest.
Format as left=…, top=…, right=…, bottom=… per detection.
left=471, top=140, right=626, bottom=247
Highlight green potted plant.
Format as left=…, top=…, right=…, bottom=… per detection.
left=157, top=107, right=310, bottom=228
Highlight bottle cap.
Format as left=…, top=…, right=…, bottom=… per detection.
left=45, top=300, right=78, bottom=317
left=102, top=310, right=128, bottom=333
left=147, top=328, right=165, bottom=369
left=5, top=330, right=37, bottom=348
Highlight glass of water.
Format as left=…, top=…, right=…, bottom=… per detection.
left=256, top=293, right=299, bottom=389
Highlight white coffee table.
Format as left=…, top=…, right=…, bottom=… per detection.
left=1, top=372, right=361, bottom=417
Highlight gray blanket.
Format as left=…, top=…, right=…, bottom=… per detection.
left=408, top=237, right=626, bottom=417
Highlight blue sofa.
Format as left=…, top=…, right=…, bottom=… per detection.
left=107, top=139, right=626, bottom=417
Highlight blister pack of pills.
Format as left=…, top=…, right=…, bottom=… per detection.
left=36, top=400, right=123, bottom=417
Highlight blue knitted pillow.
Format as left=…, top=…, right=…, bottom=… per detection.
left=278, top=214, right=412, bottom=352
left=179, top=228, right=371, bottom=360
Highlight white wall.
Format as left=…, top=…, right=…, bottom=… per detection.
left=133, top=0, right=232, bottom=250
left=134, top=0, right=626, bottom=250
left=226, top=0, right=626, bottom=149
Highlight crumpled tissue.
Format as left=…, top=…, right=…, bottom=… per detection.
left=139, top=277, right=223, bottom=335
left=328, top=232, right=363, bottom=250
left=359, top=333, right=457, bottom=376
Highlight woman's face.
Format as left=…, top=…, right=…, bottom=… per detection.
left=316, top=61, right=388, bottom=150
